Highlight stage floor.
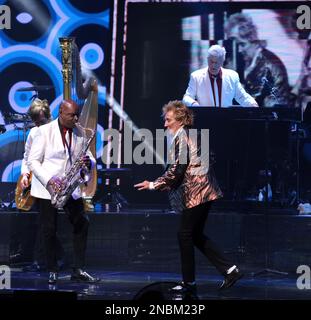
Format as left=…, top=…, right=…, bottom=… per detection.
left=1, top=202, right=311, bottom=301
left=1, top=267, right=311, bottom=300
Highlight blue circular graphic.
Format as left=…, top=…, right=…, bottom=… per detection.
left=9, top=81, right=35, bottom=113
left=2, top=160, right=22, bottom=182
left=80, top=43, right=104, bottom=70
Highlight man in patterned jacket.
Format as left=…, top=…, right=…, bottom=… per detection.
left=135, top=100, right=243, bottom=298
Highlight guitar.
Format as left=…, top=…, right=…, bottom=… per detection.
left=15, top=172, right=35, bottom=211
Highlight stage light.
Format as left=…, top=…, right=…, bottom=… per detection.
left=105, top=93, right=166, bottom=167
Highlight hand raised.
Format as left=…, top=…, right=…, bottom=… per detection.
left=134, top=180, right=150, bottom=190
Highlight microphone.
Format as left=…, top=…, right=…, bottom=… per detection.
left=261, top=77, right=275, bottom=91
left=261, top=75, right=279, bottom=101
left=261, top=67, right=271, bottom=86
left=261, top=76, right=269, bottom=85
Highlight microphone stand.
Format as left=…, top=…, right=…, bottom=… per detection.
left=252, top=113, right=288, bottom=277
left=262, top=77, right=280, bottom=106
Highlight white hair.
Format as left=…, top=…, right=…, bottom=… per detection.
left=207, top=45, right=226, bottom=62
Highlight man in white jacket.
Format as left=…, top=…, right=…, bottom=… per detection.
left=19, top=98, right=64, bottom=271
left=28, top=99, right=98, bottom=285
left=183, top=45, right=258, bottom=108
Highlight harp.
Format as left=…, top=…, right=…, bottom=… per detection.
left=59, top=37, right=98, bottom=210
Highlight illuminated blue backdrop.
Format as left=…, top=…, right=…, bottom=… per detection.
left=0, top=0, right=112, bottom=183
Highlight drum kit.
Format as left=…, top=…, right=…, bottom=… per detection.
left=1, top=84, right=53, bottom=141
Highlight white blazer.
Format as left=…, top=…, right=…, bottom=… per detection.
left=21, top=126, right=41, bottom=191
left=183, top=67, right=258, bottom=108
left=27, top=119, right=95, bottom=200
left=21, top=126, right=39, bottom=175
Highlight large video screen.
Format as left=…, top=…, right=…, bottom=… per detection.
left=124, top=1, right=310, bottom=122
left=118, top=1, right=311, bottom=201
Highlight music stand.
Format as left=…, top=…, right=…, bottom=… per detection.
left=97, top=168, right=132, bottom=209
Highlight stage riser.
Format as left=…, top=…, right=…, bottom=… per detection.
left=1, top=212, right=310, bottom=273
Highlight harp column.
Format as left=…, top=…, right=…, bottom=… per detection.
left=59, top=37, right=74, bottom=100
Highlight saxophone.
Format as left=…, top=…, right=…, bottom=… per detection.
left=50, top=124, right=96, bottom=209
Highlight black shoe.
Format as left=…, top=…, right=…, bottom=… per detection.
left=219, top=267, right=243, bottom=290
left=170, top=282, right=198, bottom=300
left=71, top=269, right=100, bottom=283
left=48, top=272, right=58, bottom=285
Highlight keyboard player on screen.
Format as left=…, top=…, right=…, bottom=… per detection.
left=182, top=44, right=259, bottom=108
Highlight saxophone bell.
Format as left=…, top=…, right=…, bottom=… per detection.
left=50, top=126, right=96, bottom=209
left=47, top=175, right=66, bottom=207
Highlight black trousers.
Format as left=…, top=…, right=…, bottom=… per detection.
left=178, top=201, right=232, bottom=283
left=33, top=217, right=64, bottom=265
left=37, top=197, right=89, bottom=272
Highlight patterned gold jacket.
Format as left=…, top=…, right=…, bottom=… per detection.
left=153, top=127, right=222, bottom=213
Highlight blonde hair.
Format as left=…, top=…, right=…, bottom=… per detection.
left=225, top=13, right=258, bottom=42
left=28, top=98, right=51, bottom=122
left=162, top=100, right=194, bottom=127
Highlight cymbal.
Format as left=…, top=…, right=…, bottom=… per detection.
left=17, top=85, right=53, bottom=92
